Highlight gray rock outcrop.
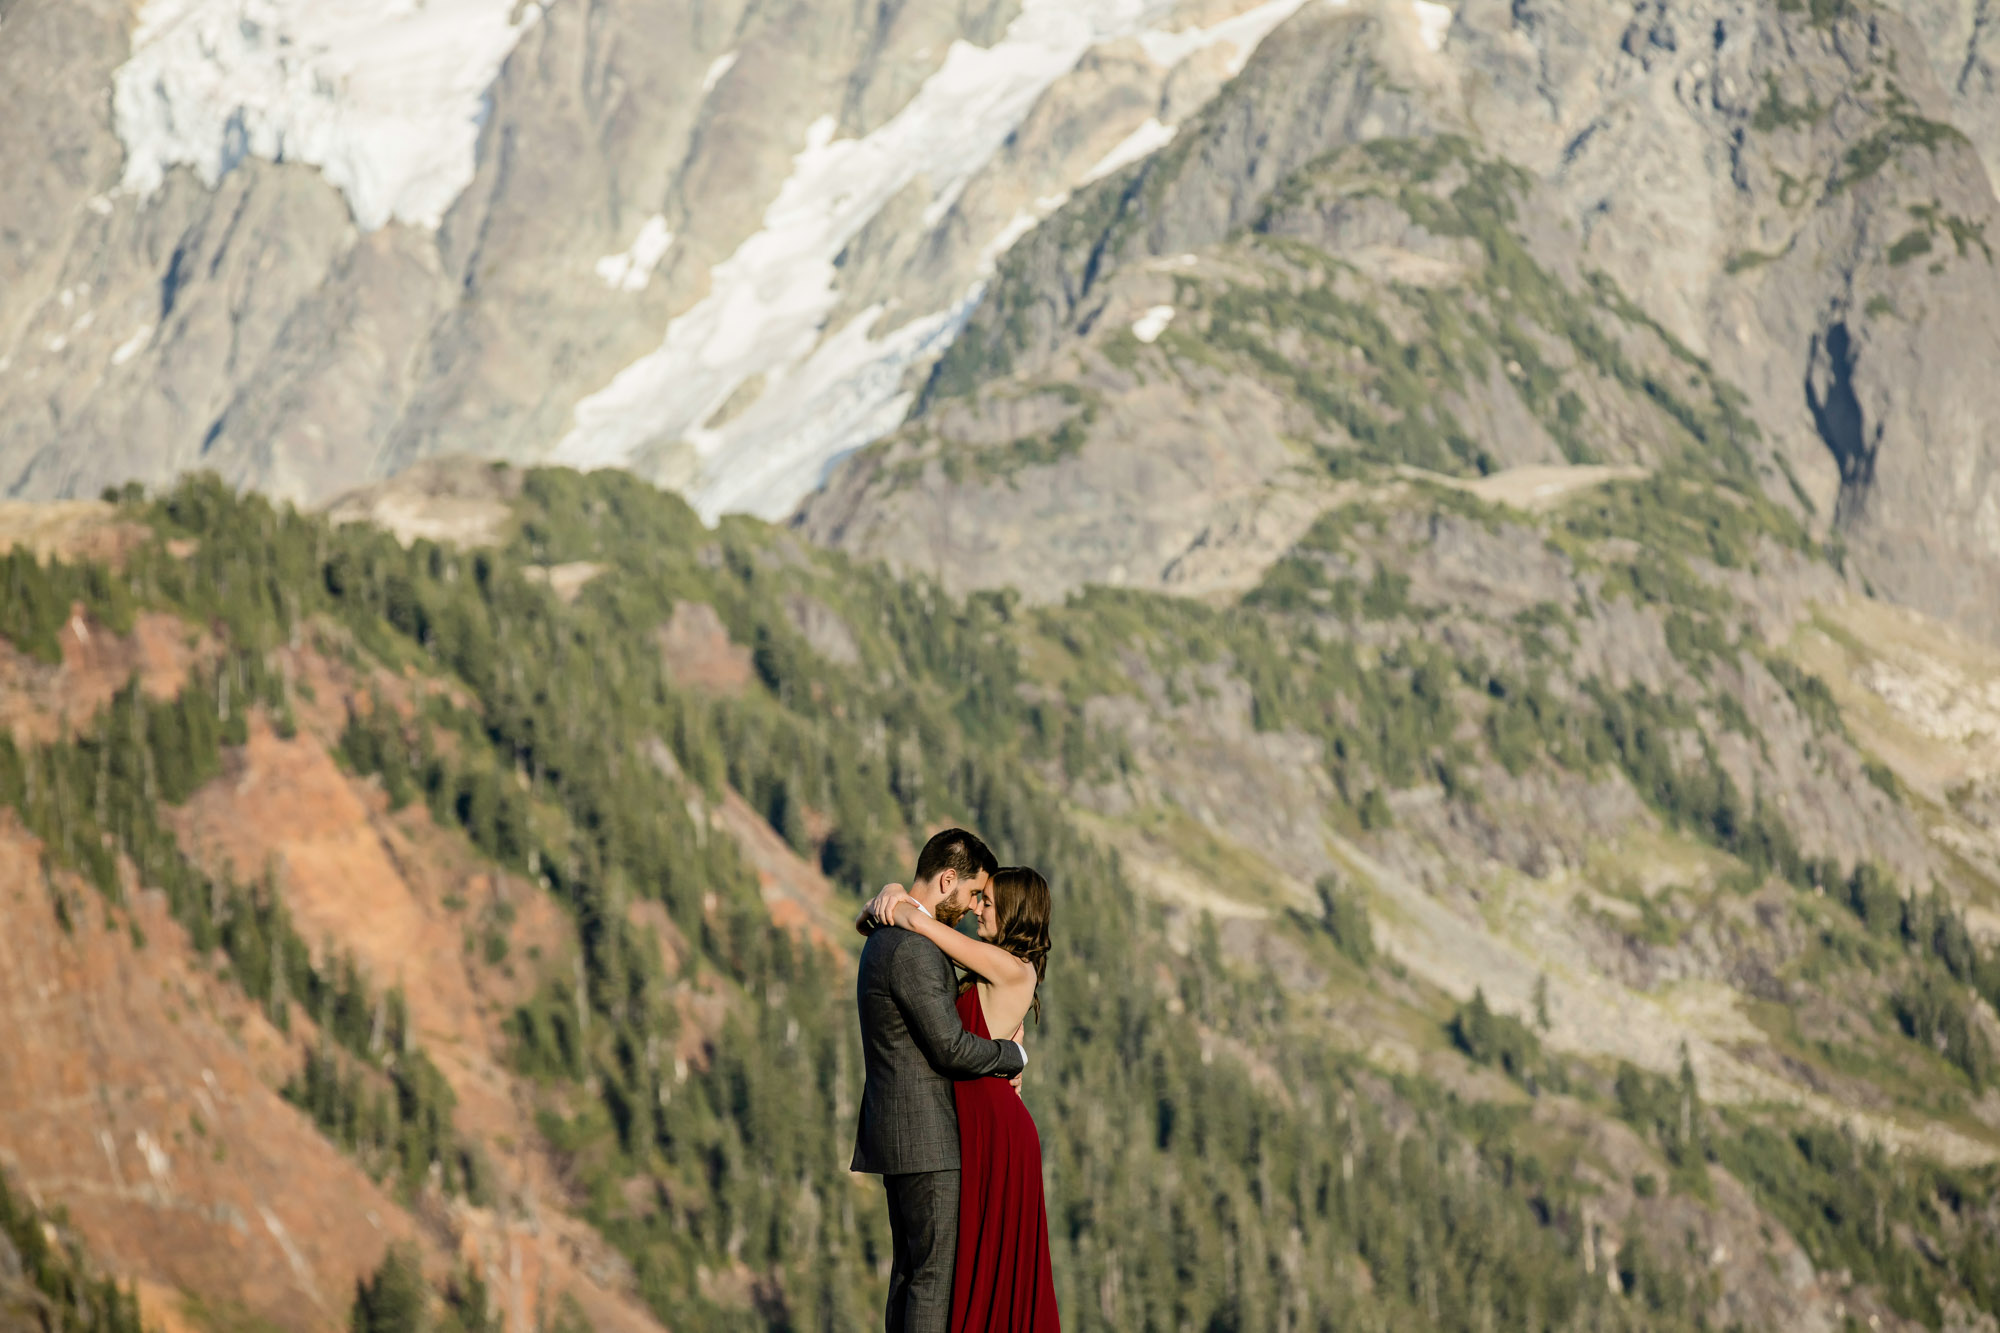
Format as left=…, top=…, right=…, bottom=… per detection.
left=801, top=0, right=2000, bottom=644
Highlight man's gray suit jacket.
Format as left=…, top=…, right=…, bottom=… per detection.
left=851, top=924, right=1026, bottom=1175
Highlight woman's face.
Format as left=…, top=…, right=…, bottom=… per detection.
left=969, top=882, right=997, bottom=940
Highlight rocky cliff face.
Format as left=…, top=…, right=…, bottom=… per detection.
left=800, top=0, right=2000, bottom=645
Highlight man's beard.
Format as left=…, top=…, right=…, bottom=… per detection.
left=935, top=898, right=968, bottom=928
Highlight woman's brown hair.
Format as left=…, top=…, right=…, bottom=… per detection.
left=960, top=866, right=1053, bottom=1021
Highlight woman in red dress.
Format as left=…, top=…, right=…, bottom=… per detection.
left=883, top=868, right=1061, bottom=1331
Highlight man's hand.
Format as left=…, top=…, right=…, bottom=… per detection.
left=863, top=883, right=913, bottom=929
left=1009, top=1023, right=1026, bottom=1091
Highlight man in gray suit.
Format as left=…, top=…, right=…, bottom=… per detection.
left=852, top=828, right=1026, bottom=1332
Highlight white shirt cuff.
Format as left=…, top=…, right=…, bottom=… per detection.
left=1012, top=1041, right=1027, bottom=1068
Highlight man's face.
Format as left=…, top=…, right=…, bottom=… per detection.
left=933, top=868, right=988, bottom=928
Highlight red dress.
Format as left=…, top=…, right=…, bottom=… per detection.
left=951, top=987, right=1061, bottom=1331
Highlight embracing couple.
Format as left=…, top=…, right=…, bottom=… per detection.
left=850, top=828, right=1060, bottom=1332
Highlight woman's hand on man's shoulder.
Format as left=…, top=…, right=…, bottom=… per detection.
left=862, top=883, right=914, bottom=929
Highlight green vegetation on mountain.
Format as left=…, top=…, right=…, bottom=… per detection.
left=1612, top=1055, right=1711, bottom=1200
left=7, top=465, right=2000, bottom=1329
left=298, top=469, right=1717, bottom=1328
left=928, top=135, right=1783, bottom=503
left=1717, top=1119, right=2000, bottom=1325
left=0, top=538, right=488, bottom=1206
left=1832, top=84, right=1970, bottom=195
left=0, top=547, right=136, bottom=665
left=346, top=1243, right=497, bottom=1333
left=1448, top=989, right=1544, bottom=1084
left=0, top=1170, right=146, bottom=1333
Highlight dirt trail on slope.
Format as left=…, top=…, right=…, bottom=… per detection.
left=1396, top=463, right=1652, bottom=511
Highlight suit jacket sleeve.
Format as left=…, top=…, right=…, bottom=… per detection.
left=886, top=934, right=1027, bottom=1081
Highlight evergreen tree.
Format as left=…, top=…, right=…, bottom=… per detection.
left=352, top=1244, right=427, bottom=1333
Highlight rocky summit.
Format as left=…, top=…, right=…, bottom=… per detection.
left=7, top=1, right=2000, bottom=1332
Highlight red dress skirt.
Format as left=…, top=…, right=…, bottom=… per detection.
left=951, top=987, right=1061, bottom=1331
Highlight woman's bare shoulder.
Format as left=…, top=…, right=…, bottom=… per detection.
left=993, top=950, right=1038, bottom=987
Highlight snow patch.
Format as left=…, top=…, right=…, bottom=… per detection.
left=1132, top=306, right=1176, bottom=343
left=112, top=0, right=542, bottom=231
left=686, top=301, right=972, bottom=521
left=1083, top=117, right=1178, bottom=184
left=557, top=0, right=1312, bottom=522
left=980, top=210, right=1047, bottom=274
left=595, top=216, right=675, bottom=292
left=804, top=114, right=839, bottom=153
left=1139, top=0, right=1318, bottom=74
left=702, top=50, right=740, bottom=94
left=110, top=326, right=155, bottom=367
left=1412, top=0, right=1453, bottom=52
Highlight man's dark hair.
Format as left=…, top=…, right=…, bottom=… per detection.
left=914, top=828, right=997, bottom=885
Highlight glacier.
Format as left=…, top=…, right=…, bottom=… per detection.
left=554, top=0, right=1317, bottom=523
left=1084, top=118, right=1180, bottom=186
left=112, top=0, right=540, bottom=232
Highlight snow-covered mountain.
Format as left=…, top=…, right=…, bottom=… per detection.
left=0, top=0, right=1326, bottom=518
left=10, top=0, right=2000, bottom=647
left=553, top=0, right=1317, bottom=520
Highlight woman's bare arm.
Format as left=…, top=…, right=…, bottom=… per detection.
left=890, top=899, right=1036, bottom=993
left=864, top=890, right=1038, bottom=1043
left=856, top=882, right=911, bottom=936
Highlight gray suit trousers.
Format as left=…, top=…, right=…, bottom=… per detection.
left=884, top=1169, right=960, bottom=1333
